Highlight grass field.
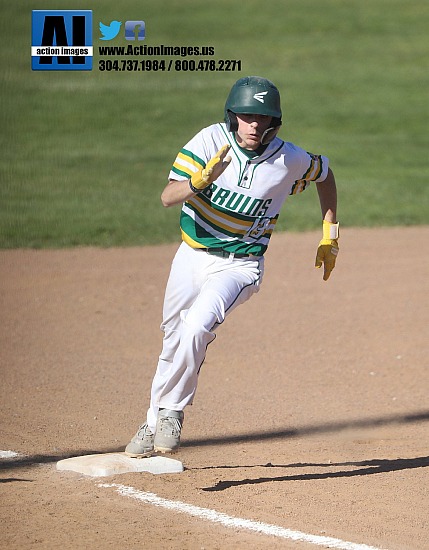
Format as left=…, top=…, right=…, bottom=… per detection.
left=1, top=0, right=428, bottom=248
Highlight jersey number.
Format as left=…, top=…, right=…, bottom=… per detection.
left=246, top=217, right=271, bottom=239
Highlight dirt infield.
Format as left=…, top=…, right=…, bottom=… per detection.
left=1, top=227, right=428, bottom=550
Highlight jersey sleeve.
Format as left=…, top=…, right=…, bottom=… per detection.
left=168, top=127, right=213, bottom=182
left=289, top=150, right=329, bottom=195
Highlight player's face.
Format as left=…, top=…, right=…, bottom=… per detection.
left=235, top=113, right=273, bottom=150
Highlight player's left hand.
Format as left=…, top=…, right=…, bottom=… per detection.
left=315, top=221, right=339, bottom=281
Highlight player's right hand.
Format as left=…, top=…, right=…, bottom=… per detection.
left=190, top=145, right=231, bottom=191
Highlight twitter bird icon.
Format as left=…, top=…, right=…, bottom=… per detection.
left=99, top=21, right=122, bottom=40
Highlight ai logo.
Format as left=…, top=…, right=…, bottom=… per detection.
left=31, top=10, right=93, bottom=71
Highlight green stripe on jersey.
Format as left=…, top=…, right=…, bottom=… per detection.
left=171, top=166, right=192, bottom=178
left=171, top=166, right=192, bottom=179
left=180, top=211, right=268, bottom=256
left=185, top=202, right=245, bottom=239
left=181, top=148, right=206, bottom=168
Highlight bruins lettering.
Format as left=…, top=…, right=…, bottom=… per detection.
left=203, top=184, right=272, bottom=218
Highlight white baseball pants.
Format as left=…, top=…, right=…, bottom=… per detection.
left=146, top=242, right=264, bottom=431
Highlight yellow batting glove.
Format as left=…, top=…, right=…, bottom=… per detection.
left=315, top=220, right=339, bottom=281
left=190, top=145, right=231, bottom=192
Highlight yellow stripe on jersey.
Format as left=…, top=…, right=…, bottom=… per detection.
left=290, top=180, right=308, bottom=195
left=290, top=154, right=323, bottom=195
left=188, top=195, right=253, bottom=236
left=180, top=229, right=206, bottom=248
left=186, top=197, right=278, bottom=242
left=172, top=151, right=205, bottom=178
left=305, top=154, right=323, bottom=181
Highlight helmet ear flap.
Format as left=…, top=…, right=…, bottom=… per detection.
left=225, top=110, right=238, bottom=132
left=260, top=127, right=279, bottom=145
left=260, top=117, right=282, bottom=145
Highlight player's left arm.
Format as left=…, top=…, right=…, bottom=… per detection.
left=316, top=167, right=337, bottom=224
left=315, top=168, right=339, bottom=281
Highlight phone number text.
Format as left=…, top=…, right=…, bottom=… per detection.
left=98, top=59, right=242, bottom=72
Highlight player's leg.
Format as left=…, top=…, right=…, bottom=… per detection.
left=125, top=242, right=202, bottom=456
left=156, top=254, right=264, bottom=411
left=151, top=254, right=264, bottom=454
left=126, top=247, right=264, bottom=456
left=146, top=242, right=212, bottom=430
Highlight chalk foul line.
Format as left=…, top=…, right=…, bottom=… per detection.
left=99, top=483, right=386, bottom=550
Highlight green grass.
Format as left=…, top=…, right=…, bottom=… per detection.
left=1, top=0, right=428, bottom=248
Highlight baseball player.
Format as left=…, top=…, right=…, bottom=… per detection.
left=125, top=76, right=339, bottom=457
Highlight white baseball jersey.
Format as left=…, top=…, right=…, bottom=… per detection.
left=169, top=122, right=329, bottom=256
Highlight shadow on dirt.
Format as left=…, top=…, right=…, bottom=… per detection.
left=0, top=477, right=34, bottom=483
left=199, top=456, right=429, bottom=491
left=182, top=409, right=429, bottom=448
left=1, top=409, right=428, bottom=474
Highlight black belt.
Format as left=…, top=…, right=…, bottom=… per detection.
left=200, top=248, right=250, bottom=259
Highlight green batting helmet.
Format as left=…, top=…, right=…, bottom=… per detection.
left=224, top=76, right=282, bottom=141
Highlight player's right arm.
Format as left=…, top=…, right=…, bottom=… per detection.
left=161, top=144, right=231, bottom=207
left=161, top=179, right=196, bottom=207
